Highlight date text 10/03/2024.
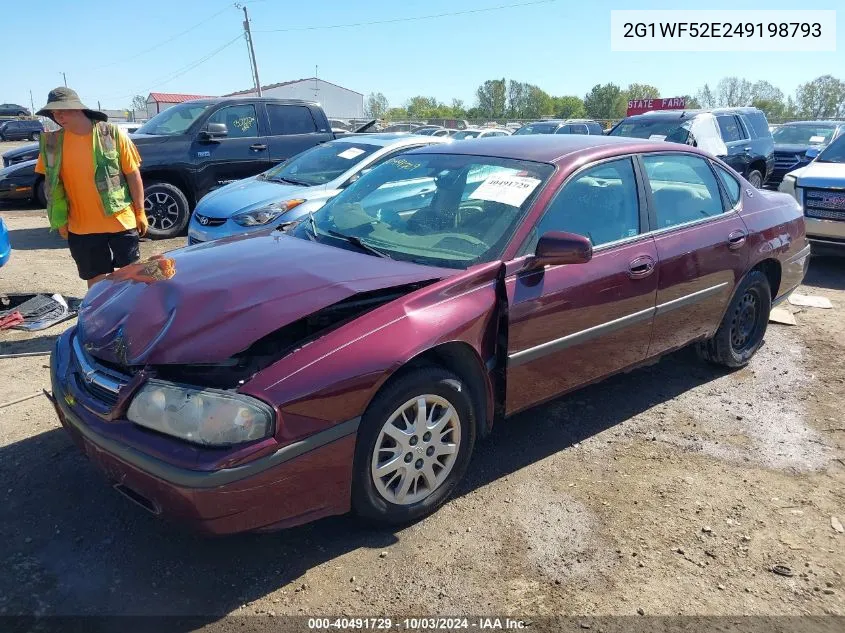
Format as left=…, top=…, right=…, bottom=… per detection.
left=307, top=618, right=528, bottom=630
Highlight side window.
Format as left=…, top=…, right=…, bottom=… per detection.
left=717, top=115, right=744, bottom=143
left=587, top=122, right=603, bottom=135
left=268, top=105, right=318, bottom=136
left=643, top=154, right=725, bottom=228
left=534, top=158, right=641, bottom=247
left=571, top=124, right=589, bottom=135
left=713, top=163, right=741, bottom=207
left=744, top=111, right=770, bottom=138
left=207, top=105, right=258, bottom=139
left=554, top=125, right=573, bottom=135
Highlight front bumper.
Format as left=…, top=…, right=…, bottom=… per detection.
left=186, top=217, right=262, bottom=246
left=50, top=329, right=358, bottom=534
left=806, top=217, right=845, bottom=256
left=0, top=180, right=34, bottom=201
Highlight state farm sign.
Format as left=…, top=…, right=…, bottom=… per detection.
left=626, top=97, right=686, bottom=116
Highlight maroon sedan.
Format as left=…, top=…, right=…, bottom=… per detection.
left=50, top=135, right=810, bottom=534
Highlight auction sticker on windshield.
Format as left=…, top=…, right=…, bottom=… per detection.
left=469, top=175, right=541, bottom=207
left=809, top=136, right=826, bottom=143
left=338, top=147, right=366, bottom=160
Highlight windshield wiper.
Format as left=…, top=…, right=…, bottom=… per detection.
left=326, top=230, right=391, bottom=259
left=272, top=176, right=308, bottom=186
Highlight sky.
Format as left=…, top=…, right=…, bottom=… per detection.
left=7, top=0, right=844, bottom=113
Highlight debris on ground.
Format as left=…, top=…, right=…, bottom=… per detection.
left=769, top=307, right=797, bottom=325
left=788, top=294, right=833, bottom=309
left=0, top=293, right=82, bottom=331
left=832, top=516, right=844, bottom=534
left=771, top=565, right=794, bottom=577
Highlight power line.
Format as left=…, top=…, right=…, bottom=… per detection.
left=91, top=3, right=234, bottom=70
left=101, top=34, right=243, bottom=102
left=255, top=0, right=556, bottom=33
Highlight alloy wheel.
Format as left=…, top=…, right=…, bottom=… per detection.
left=145, top=192, right=180, bottom=231
left=370, top=394, right=461, bottom=506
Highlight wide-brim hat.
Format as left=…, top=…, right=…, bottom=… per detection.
left=36, top=87, right=107, bottom=122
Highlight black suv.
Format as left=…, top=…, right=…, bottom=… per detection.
left=130, top=97, right=362, bottom=237
left=0, top=103, right=30, bottom=117
left=0, top=119, right=44, bottom=141
left=609, top=107, right=774, bottom=188
left=768, top=120, right=845, bottom=187
left=513, top=119, right=604, bottom=135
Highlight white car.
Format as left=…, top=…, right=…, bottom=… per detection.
left=779, top=133, right=845, bottom=256
left=450, top=128, right=511, bottom=140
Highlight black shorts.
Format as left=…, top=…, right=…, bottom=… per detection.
left=67, top=230, right=141, bottom=280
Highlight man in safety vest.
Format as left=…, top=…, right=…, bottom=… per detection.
left=35, top=87, right=148, bottom=288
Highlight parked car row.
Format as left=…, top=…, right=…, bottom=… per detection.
left=49, top=133, right=811, bottom=535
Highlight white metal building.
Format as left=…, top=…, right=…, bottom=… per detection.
left=224, top=78, right=364, bottom=119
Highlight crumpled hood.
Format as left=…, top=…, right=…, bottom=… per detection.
left=78, top=232, right=452, bottom=366
left=794, top=162, right=845, bottom=188
left=2, top=142, right=38, bottom=160
left=196, top=177, right=312, bottom=218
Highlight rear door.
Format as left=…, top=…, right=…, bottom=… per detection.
left=640, top=152, right=749, bottom=357
left=266, top=103, right=334, bottom=166
left=717, top=114, right=751, bottom=177
left=505, top=156, right=658, bottom=414
left=192, top=102, right=270, bottom=195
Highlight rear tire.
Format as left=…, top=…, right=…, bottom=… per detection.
left=29, top=131, right=40, bottom=141
left=352, top=367, right=476, bottom=525
left=697, top=270, right=771, bottom=368
left=746, top=169, right=763, bottom=188
left=143, top=181, right=190, bottom=239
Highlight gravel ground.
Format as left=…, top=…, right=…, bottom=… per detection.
left=0, top=150, right=843, bottom=629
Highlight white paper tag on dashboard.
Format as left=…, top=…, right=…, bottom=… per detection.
left=649, top=134, right=667, bottom=141
left=469, top=175, right=541, bottom=207
left=809, top=135, right=826, bottom=143
left=338, top=147, right=366, bottom=160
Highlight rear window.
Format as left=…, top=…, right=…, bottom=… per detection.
left=743, top=110, right=771, bottom=139
left=268, top=104, right=318, bottom=136
left=609, top=118, right=689, bottom=141
left=587, top=122, right=603, bottom=134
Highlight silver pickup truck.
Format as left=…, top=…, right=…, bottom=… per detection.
left=779, top=132, right=845, bottom=256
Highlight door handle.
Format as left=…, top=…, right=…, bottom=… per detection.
left=728, top=230, right=747, bottom=249
left=743, top=146, right=752, bottom=153
left=250, top=143, right=268, bottom=151
left=628, top=255, right=656, bottom=279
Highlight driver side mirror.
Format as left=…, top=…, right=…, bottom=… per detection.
left=805, top=147, right=820, bottom=160
left=530, top=231, right=592, bottom=269
left=199, top=122, right=228, bottom=141
left=344, top=168, right=373, bottom=187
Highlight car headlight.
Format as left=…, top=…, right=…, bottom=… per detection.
left=779, top=174, right=797, bottom=198
left=232, top=199, right=306, bottom=226
left=127, top=380, right=275, bottom=446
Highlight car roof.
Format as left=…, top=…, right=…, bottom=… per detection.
left=627, top=107, right=764, bottom=121
left=179, top=97, right=319, bottom=107
left=408, top=134, right=685, bottom=164
left=778, top=120, right=843, bottom=126
left=328, top=133, right=448, bottom=147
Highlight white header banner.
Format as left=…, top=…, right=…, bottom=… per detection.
left=610, top=10, right=836, bottom=52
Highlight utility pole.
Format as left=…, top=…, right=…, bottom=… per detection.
left=236, top=4, right=262, bottom=96
left=61, top=72, right=67, bottom=87
left=29, top=90, right=35, bottom=113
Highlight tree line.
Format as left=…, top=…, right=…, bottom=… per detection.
left=365, top=74, right=845, bottom=123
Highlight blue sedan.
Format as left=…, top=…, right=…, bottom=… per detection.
left=187, top=133, right=449, bottom=245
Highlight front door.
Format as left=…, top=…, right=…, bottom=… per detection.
left=505, top=157, right=658, bottom=415
left=193, top=103, right=269, bottom=198
left=639, top=152, right=749, bottom=357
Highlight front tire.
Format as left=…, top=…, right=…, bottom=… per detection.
left=697, top=270, right=771, bottom=368
left=352, top=367, right=477, bottom=525
left=29, top=131, right=40, bottom=141
left=143, top=181, right=190, bottom=239
left=746, top=169, right=763, bottom=188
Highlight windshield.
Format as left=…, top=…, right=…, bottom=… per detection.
left=263, top=142, right=381, bottom=186
left=610, top=118, right=691, bottom=142
left=290, top=153, right=554, bottom=269
left=817, top=134, right=845, bottom=163
left=136, top=102, right=212, bottom=136
left=512, top=123, right=558, bottom=135
left=772, top=124, right=837, bottom=145
left=451, top=130, right=482, bottom=139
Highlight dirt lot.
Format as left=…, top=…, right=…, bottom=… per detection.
left=1, top=141, right=844, bottom=628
